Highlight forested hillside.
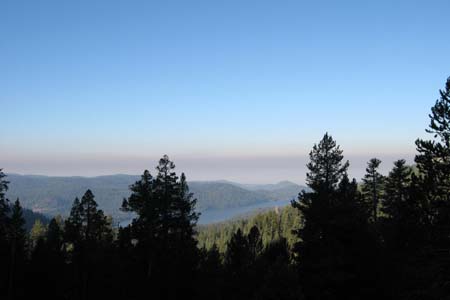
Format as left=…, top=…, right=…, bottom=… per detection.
left=6, top=174, right=303, bottom=221
left=197, top=206, right=300, bottom=252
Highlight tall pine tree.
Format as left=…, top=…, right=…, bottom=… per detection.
left=121, top=155, right=200, bottom=299
left=292, top=133, right=380, bottom=300
left=0, top=169, right=10, bottom=296
left=8, top=199, right=26, bottom=300
left=64, top=190, right=113, bottom=300
left=415, top=76, right=450, bottom=249
left=362, top=158, right=384, bottom=222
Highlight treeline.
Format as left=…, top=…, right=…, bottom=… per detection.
left=1, top=77, right=450, bottom=300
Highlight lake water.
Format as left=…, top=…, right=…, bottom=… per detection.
left=197, top=199, right=293, bottom=224
left=120, top=199, right=293, bottom=227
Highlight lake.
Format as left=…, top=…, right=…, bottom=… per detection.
left=120, top=199, right=293, bottom=227
left=197, top=199, right=293, bottom=224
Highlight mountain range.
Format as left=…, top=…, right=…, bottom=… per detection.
left=5, top=174, right=306, bottom=222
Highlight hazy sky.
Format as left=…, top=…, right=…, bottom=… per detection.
left=1, top=0, right=449, bottom=183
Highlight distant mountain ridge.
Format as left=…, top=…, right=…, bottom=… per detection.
left=5, top=174, right=306, bottom=222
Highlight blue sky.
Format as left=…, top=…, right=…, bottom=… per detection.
left=1, top=0, right=449, bottom=183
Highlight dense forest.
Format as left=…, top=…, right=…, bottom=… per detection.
left=1, top=77, right=450, bottom=299
left=197, top=206, right=301, bottom=253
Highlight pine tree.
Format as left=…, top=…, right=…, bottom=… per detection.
left=9, top=199, right=26, bottom=256
left=46, top=218, right=64, bottom=255
left=79, top=190, right=112, bottom=243
left=0, top=169, right=9, bottom=228
left=415, top=77, right=450, bottom=250
left=225, top=228, right=250, bottom=274
left=247, top=225, right=263, bottom=262
left=65, top=190, right=113, bottom=300
left=380, top=160, right=433, bottom=299
left=65, top=191, right=112, bottom=247
left=121, top=155, right=200, bottom=299
left=8, top=199, right=26, bottom=300
left=382, top=160, right=412, bottom=220
left=0, top=169, right=10, bottom=295
left=304, top=132, right=349, bottom=193
left=362, top=158, right=384, bottom=221
left=64, top=197, right=83, bottom=249
left=292, top=133, right=379, bottom=300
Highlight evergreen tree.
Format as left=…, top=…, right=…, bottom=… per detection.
left=292, top=133, right=379, bottom=300
left=65, top=190, right=113, bottom=300
left=0, top=169, right=10, bottom=295
left=362, top=158, right=384, bottom=221
left=65, top=191, right=112, bottom=246
left=382, top=160, right=412, bottom=220
left=224, top=228, right=250, bottom=274
left=79, top=190, right=112, bottom=243
left=415, top=76, right=450, bottom=250
left=121, top=155, right=200, bottom=299
left=8, top=199, right=27, bottom=300
left=9, top=199, right=27, bottom=258
left=247, top=225, right=263, bottom=262
left=65, top=197, right=83, bottom=248
left=46, top=218, right=64, bottom=256
left=304, top=133, right=349, bottom=193
left=380, top=160, right=433, bottom=299
left=0, top=169, right=10, bottom=231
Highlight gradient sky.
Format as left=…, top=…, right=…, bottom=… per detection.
left=1, top=0, right=449, bottom=183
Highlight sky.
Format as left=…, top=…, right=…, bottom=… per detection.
left=1, top=0, right=449, bottom=183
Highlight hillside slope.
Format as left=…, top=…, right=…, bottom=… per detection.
left=5, top=174, right=305, bottom=221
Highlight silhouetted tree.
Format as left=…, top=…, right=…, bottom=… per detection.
left=8, top=199, right=27, bottom=300
left=225, top=228, right=250, bottom=275
left=65, top=190, right=113, bottom=300
left=292, top=133, right=380, bottom=300
left=416, top=77, right=450, bottom=250
left=46, top=218, right=64, bottom=255
left=65, top=197, right=83, bottom=249
left=362, top=158, right=384, bottom=221
left=0, top=169, right=10, bottom=296
left=247, top=225, right=263, bottom=261
left=121, top=155, right=200, bottom=299
left=382, top=160, right=412, bottom=220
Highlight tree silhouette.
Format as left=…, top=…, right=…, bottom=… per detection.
left=292, top=133, right=380, bottom=300
left=412, top=77, right=450, bottom=298
left=416, top=77, right=450, bottom=250
left=382, top=160, right=412, bottom=220
left=64, top=190, right=113, bottom=300
left=8, top=199, right=26, bottom=300
left=362, top=158, right=384, bottom=222
left=122, top=155, right=200, bottom=299
left=0, top=169, right=10, bottom=296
